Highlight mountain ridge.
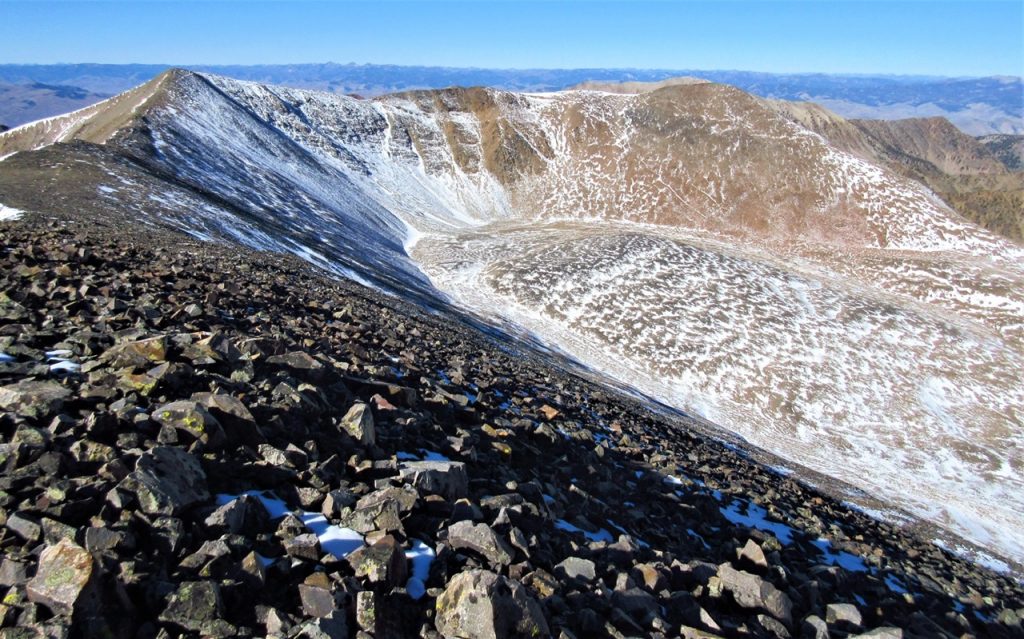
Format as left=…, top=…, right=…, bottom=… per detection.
left=2, top=69, right=1023, bottom=570
left=0, top=63, right=1020, bottom=134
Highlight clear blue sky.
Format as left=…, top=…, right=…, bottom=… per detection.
left=1, top=1, right=1021, bottom=77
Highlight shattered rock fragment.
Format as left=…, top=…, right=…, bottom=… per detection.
left=435, top=569, right=549, bottom=639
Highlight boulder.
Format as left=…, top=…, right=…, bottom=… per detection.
left=850, top=629, right=902, bottom=639
left=119, top=446, right=210, bottom=516
left=192, top=391, right=265, bottom=445
left=826, top=603, right=862, bottom=628
left=435, top=569, right=549, bottom=639
left=738, top=539, right=768, bottom=569
left=26, top=539, right=96, bottom=616
left=554, top=557, right=596, bottom=582
left=101, top=336, right=168, bottom=369
left=294, top=612, right=348, bottom=639
left=0, top=380, right=71, bottom=419
left=152, top=400, right=226, bottom=449
left=6, top=513, right=42, bottom=542
left=447, top=521, right=514, bottom=567
left=802, top=615, right=829, bottom=639
left=356, top=485, right=418, bottom=514
left=398, top=460, right=468, bottom=501
left=612, top=587, right=660, bottom=621
left=338, top=402, right=375, bottom=445
left=346, top=535, right=407, bottom=587
left=267, top=351, right=324, bottom=376
left=158, top=580, right=234, bottom=637
left=299, top=583, right=337, bottom=618
left=717, top=563, right=792, bottom=626
left=285, top=533, right=322, bottom=561
left=203, top=494, right=268, bottom=534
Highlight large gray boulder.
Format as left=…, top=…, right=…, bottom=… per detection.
left=435, top=569, right=549, bottom=639
left=717, top=563, right=792, bottom=626
left=119, top=446, right=210, bottom=515
left=447, top=521, right=514, bottom=568
left=398, top=460, right=468, bottom=501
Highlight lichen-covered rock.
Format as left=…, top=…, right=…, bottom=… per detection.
left=152, top=400, right=226, bottom=449
left=101, top=335, right=168, bottom=369
left=158, top=580, right=234, bottom=637
left=355, top=591, right=377, bottom=632
left=338, top=402, right=375, bottom=445
left=435, top=569, right=549, bottom=639
left=346, top=535, right=407, bottom=587
left=0, top=380, right=71, bottom=419
left=118, top=446, right=209, bottom=515
left=26, top=539, right=95, bottom=616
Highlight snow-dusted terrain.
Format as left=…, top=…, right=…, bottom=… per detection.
left=2, top=70, right=1022, bottom=568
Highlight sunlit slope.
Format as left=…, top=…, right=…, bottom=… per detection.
left=2, top=70, right=1022, bottom=566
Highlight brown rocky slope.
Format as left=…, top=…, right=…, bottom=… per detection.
left=772, top=102, right=1024, bottom=242
left=0, top=204, right=1022, bottom=638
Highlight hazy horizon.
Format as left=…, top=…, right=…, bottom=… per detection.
left=2, top=1, right=1021, bottom=77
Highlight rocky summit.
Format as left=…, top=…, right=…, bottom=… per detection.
left=0, top=206, right=1023, bottom=638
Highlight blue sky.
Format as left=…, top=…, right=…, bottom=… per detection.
left=1, top=1, right=1021, bottom=77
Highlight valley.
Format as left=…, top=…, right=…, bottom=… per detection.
left=1, top=69, right=1022, bottom=573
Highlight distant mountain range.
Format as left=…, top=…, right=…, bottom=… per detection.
left=0, top=63, right=1021, bottom=135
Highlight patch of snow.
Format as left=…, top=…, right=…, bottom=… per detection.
left=404, top=539, right=435, bottom=601
left=48, top=360, right=81, bottom=373
left=0, top=353, right=14, bottom=363
left=302, top=512, right=364, bottom=559
left=884, top=574, right=910, bottom=594
left=720, top=500, right=795, bottom=545
left=396, top=449, right=450, bottom=462
left=217, top=491, right=364, bottom=559
left=812, top=539, right=869, bottom=572
left=0, top=204, right=24, bottom=221
left=554, top=519, right=615, bottom=543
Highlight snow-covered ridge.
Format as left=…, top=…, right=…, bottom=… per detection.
left=4, top=69, right=1023, bottom=568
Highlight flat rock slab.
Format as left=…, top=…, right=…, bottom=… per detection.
left=0, top=380, right=71, bottom=419
left=27, top=539, right=95, bottom=616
